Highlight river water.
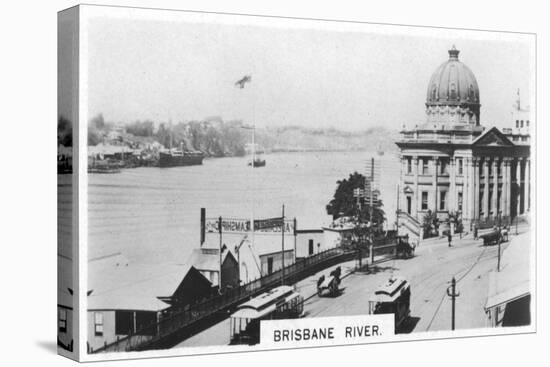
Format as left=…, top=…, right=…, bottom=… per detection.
left=86, top=151, right=401, bottom=265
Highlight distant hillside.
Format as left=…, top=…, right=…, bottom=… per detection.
left=86, top=114, right=400, bottom=157
left=256, top=126, right=399, bottom=154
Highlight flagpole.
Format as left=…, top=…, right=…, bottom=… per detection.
left=218, top=216, right=223, bottom=293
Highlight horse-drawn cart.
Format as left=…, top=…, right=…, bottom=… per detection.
left=395, top=235, right=415, bottom=259
left=479, top=229, right=503, bottom=246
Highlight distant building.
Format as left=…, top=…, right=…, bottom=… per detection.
left=86, top=255, right=211, bottom=352
left=58, top=254, right=74, bottom=352
left=396, top=47, right=531, bottom=241
left=189, top=247, right=240, bottom=289
left=502, top=89, right=531, bottom=145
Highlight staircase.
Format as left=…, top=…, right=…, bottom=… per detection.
left=397, top=211, right=422, bottom=244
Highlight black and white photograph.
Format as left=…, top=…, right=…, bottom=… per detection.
left=55, top=3, right=536, bottom=362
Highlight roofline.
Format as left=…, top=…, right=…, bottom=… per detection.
left=295, top=229, right=324, bottom=234
left=87, top=307, right=165, bottom=313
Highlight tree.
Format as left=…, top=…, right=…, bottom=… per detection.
left=90, top=113, right=105, bottom=129
left=57, top=116, right=72, bottom=147
left=422, top=210, right=439, bottom=239
left=447, top=210, right=463, bottom=234
left=326, top=172, right=385, bottom=224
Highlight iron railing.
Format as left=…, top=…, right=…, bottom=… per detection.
left=91, top=247, right=351, bottom=353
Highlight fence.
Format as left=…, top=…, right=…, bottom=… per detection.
left=91, top=247, right=351, bottom=353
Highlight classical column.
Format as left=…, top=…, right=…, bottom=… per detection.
left=508, top=157, right=512, bottom=218
left=473, top=157, right=480, bottom=221
left=524, top=157, right=530, bottom=213
left=492, top=158, right=499, bottom=218
left=501, top=158, right=509, bottom=218
left=449, top=156, right=456, bottom=212
left=414, top=156, right=419, bottom=216
left=483, top=158, right=489, bottom=219
left=463, top=157, right=469, bottom=219
left=516, top=158, right=522, bottom=215
left=433, top=156, right=438, bottom=212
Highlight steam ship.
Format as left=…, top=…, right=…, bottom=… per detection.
left=159, top=142, right=204, bottom=167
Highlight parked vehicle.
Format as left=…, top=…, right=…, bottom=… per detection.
left=395, top=235, right=415, bottom=258
left=368, top=276, right=411, bottom=332
left=229, top=286, right=303, bottom=345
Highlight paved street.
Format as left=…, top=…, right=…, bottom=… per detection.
left=176, top=225, right=529, bottom=348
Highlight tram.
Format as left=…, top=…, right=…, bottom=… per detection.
left=368, top=276, right=411, bottom=331
left=229, top=285, right=304, bottom=345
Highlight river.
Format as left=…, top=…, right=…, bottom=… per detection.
left=86, top=151, right=401, bottom=265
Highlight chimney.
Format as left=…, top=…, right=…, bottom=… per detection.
left=200, top=208, right=206, bottom=246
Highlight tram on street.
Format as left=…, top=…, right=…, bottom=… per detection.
left=368, top=276, right=411, bottom=331
left=229, top=285, right=304, bottom=345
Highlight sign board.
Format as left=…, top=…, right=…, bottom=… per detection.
left=205, top=217, right=294, bottom=234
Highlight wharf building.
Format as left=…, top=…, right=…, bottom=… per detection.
left=396, top=47, right=531, bottom=241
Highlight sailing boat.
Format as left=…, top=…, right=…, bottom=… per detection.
left=247, top=125, right=266, bottom=168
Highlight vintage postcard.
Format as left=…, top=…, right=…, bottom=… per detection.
left=57, top=4, right=535, bottom=362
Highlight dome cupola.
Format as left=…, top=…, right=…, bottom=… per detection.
left=425, top=46, right=481, bottom=126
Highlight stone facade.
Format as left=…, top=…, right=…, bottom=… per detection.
left=396, top=47, right=531, bottom=241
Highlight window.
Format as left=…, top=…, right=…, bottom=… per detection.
left=526, top=120, right=530, bottom=127
left=421, top=192, right=428, bottom=210
left=308, top=239, right=314, bottom=255
left=58, top=309, right=67, bottom=333
left=458, top=192, right=463, bottom=212
left=458, top=159, right=463, bottom=175
left=439, top=191, right=447, bottom=211
left=440, top=159, right=448, bottom=175
left=520, top=120, right=524, bottom=128
left=422, top=158, right=429, bottom=175
left=516, top=120, right=520, bottom=128
left=406, top=157, right=412, bottom=174
left=450, top=83, right=457, bottom=99
left=94, top=312, right=104, bottom=336
left=407, top=196, right=412, bottom=214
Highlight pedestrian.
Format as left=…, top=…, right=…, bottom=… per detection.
left=448, top=231, right=452, bottom=247
left=474, top=225, right=478, bottom=240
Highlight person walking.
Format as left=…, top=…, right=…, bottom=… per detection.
left=448, top=231, right=452, bottom=247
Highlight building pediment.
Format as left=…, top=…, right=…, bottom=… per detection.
left=472, top=127, right=515, bottom=147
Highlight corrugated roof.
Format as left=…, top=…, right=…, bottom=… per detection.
left=485, top=232, right=531, bottom=311
left=87, top=254, right=191, bottom=312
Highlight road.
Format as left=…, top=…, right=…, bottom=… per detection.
left=176, top=226, right=529, bottom=347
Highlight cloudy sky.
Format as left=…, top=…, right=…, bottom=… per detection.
left=76, top=8, right=534, bottom=131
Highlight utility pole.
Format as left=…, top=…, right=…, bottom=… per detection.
left=281, top=204, right=285, bottom=286
left=446, top=277, right=460, bottom=330
left=369, top=157, right=375, bottom=265
left=497, top=237, right=502, bottom=272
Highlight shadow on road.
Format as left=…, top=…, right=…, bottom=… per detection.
left=397, top=316, right=421, bottom=334
left=367, top=265, right=399, bottom=275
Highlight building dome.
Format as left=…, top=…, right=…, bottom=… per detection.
left=425, top=46, right=481, bottom=126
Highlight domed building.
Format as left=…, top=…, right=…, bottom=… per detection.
left=396, top=47, right=531, bottom=241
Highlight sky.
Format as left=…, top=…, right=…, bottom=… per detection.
left=74, top=9, right=535, bottom=132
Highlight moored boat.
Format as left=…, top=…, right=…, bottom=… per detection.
left=159, top=149, right=204, bottom=167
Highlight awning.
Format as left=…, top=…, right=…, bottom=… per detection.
left=484, top=232, right=531, bottom=312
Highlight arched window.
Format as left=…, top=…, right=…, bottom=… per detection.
left=431, top=84, right=437, bottom=100
left=469, top=84, right=475, bottom=100
left=450, top=83, right=457, bottom=99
